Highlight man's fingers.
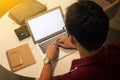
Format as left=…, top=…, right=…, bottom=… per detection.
left=56, top=36, right=67, bottom=42
left=56, top=40, right=64, bottom=45
left=56, top=38, right=64, bottom=44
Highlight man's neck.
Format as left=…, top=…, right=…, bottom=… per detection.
left=78, top=46, right=103, bottom=59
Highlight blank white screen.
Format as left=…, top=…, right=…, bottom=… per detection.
left=28, top=8, right=65, bottom=41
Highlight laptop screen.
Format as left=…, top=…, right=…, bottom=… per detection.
left=26, top=7, right=65, bottom=43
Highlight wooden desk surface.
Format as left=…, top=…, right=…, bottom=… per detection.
left=0, top=0, right=79, bottom=78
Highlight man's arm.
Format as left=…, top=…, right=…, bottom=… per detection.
left=40, top=36, right=76, bottom=80
left=39, top=44, right=58, bottom=80
left=39, top=64, right=52, bottom=80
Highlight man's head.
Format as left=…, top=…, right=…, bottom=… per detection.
left=65, top=1, right=109, bottom=51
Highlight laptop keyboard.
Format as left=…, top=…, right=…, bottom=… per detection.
left=39, top=32, right=67, bottom=54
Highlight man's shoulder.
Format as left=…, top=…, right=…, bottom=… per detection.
left=104, top=42, right=120, bottom=78
left=104, top=42, right=120, bottom=53
left=103, top=42, right=120, bottom=63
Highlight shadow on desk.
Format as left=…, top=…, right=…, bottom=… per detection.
left=0, top=65, right=35, bottom=80
left=106, top=27, right=120, bottom=43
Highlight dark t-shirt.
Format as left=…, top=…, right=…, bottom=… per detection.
left=57, top=42, right=120, bottom=80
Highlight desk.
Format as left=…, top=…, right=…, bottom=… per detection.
left=0, top=0, right=79, bottom=79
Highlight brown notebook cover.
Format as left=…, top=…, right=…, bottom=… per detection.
left=9, top=0, right=47, bottom=24
left=6, top=43, right=36, bottom=72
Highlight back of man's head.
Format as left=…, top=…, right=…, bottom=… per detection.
left=65, top=0, right=109, bottom=51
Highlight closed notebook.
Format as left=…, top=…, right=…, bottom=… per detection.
left=6, top=43, right=36, bottom=72
left=9, top=0, right=47, bottom=24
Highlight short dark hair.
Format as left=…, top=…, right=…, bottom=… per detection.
left=65, top=1, right=109, bottom=51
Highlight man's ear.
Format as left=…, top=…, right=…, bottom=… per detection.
left=69, top=36, right=77, bottom=45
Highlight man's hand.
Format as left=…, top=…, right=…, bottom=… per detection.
left=46, top=44, right=59, bottom=60
left=56, top=36, right=76, bottom=49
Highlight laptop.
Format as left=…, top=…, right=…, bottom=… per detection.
left=25, top=6, right=76, bottom=59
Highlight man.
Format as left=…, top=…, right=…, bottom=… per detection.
left=40, top=1, right=120, bottom=80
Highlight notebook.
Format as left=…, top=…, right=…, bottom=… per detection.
left=6, top=43, right=36, bottom=72
left=25, top=6, right=76, bottom=59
